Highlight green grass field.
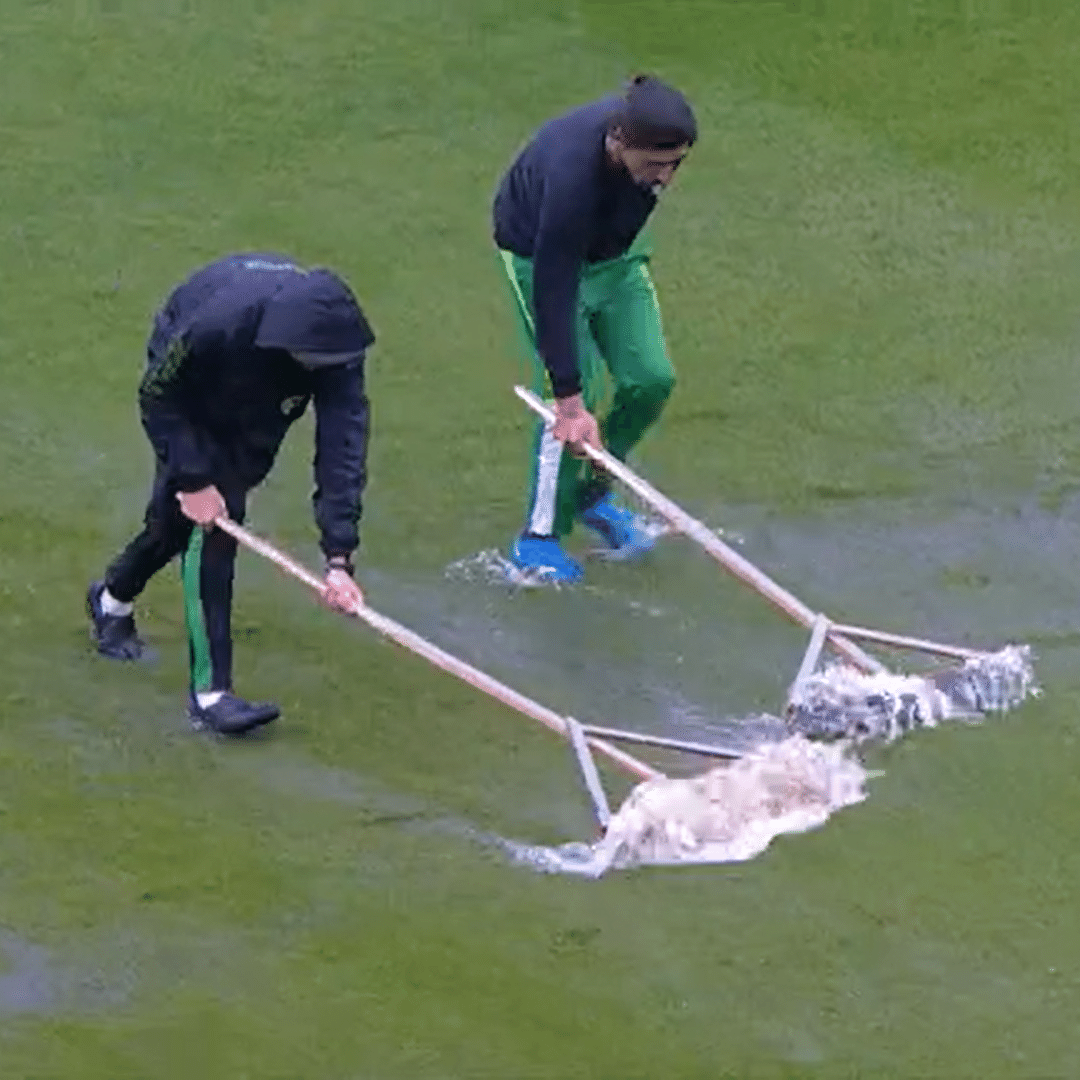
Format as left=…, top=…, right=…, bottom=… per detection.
left=5, top=1, right=1080, bottom=1075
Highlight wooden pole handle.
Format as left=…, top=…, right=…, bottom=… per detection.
left=514, top=385, right=886, bottom=674
left=215, top=516, right=662, bottom=782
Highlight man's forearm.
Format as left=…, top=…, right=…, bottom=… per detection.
left=532, top=235, right=584, bottom=398
left=312, top=366, right=370, bottom=557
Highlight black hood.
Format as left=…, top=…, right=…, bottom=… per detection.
left=255, top=269, right=375, bottom=368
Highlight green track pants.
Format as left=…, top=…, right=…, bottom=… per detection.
left=498, top=245, right=675, bottom=538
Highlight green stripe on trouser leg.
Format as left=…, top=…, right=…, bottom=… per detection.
left=498, top=242, right=675, bottom=538
left=181, top=527, right=214, bottom=693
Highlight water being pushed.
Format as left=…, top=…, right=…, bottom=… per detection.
left=507, top=735, right=869, bottom=877
left=444, top=549, right=571, bottom=589
left=505, top=647, right=1037, bottom=877
left=786, top=645, right=1037, bottom=742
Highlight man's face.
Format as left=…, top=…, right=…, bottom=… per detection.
left=609, top=133, right=690, bottom=194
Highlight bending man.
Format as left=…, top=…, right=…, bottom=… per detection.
left=493, top=74, right=697, bottom=583
left=88, top=253, right=373, bottom=734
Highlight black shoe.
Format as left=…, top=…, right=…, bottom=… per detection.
left=87, top=580, right=145, bottom=660
left=188, top=692, right=280, bottom=735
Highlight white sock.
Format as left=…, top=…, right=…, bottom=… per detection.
left=196, top=690, right=225, bottom=708
left=100, top=587, right=134, bottom=617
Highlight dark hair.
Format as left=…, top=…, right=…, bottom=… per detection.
left=611, top=74, right=697, bottom=150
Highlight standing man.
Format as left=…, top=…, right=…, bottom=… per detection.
left=494, top=74, right=697, bottom=583
left=87, top=254, right=373, bottom=734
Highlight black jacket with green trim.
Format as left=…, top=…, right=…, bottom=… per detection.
left=138, top=253, right=374, bottom=558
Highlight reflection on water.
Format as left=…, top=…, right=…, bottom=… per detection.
left=377, top=494, right=1066, bottom=749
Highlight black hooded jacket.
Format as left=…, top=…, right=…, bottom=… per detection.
left=139, top=254, right=375, bottom=557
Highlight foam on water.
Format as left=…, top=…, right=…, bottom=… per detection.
left=429, top=503, right=1045, bottom=878
left=787, top=645, right=1038, bottom=742
left=501, top=648, right=1039, bottom=876
left=504, top=736, right=869, bottom=876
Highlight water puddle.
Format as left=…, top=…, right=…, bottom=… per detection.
left=0, top=933, right=54, bottom=1016
left=377, top=493, right=1062, bottom=873
left=0, top=930, right=132, bottom=1017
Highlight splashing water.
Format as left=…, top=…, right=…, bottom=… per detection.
left=585, top=515, right=671, bottom=560
left=505, top=736, right=869, bottom=876
left=503, top=647, right=1038, bottom=876
left=442, top=522, right=669, bottom=587
left=443, top=549, right=570, bottom=589
left=440, top=538, right=1037, bottom=875
left=786, top=645, right=1038, bottom=742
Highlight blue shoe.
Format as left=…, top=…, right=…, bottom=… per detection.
left=579, top=494, right=658, bottom=560
left=508, top=533, right=584, bottom=585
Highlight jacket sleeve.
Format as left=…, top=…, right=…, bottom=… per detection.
left=137, top=333, right=216, bottom=492
left=532, top=163, right=593, bottom=399
left=311, top=359, right=370, bottom=558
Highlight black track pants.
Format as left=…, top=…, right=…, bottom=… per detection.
left=104, top=462, right=248, bottom=692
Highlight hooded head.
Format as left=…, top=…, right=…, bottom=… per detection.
left=255, top=269, right=375, bottom=369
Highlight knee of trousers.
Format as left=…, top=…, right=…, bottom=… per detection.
left=624, top=372, right=676, bottom=409
left=143, top=510, right=194, bottom=560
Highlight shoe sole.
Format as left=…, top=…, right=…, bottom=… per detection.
left=507, top=549, right=583, bottom=586
left=507, top=562, right=583, bottom=586
left=188, top=707, right=280, bottom=736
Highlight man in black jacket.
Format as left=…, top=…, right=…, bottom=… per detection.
left=87, top=254, right=373, bottom=734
